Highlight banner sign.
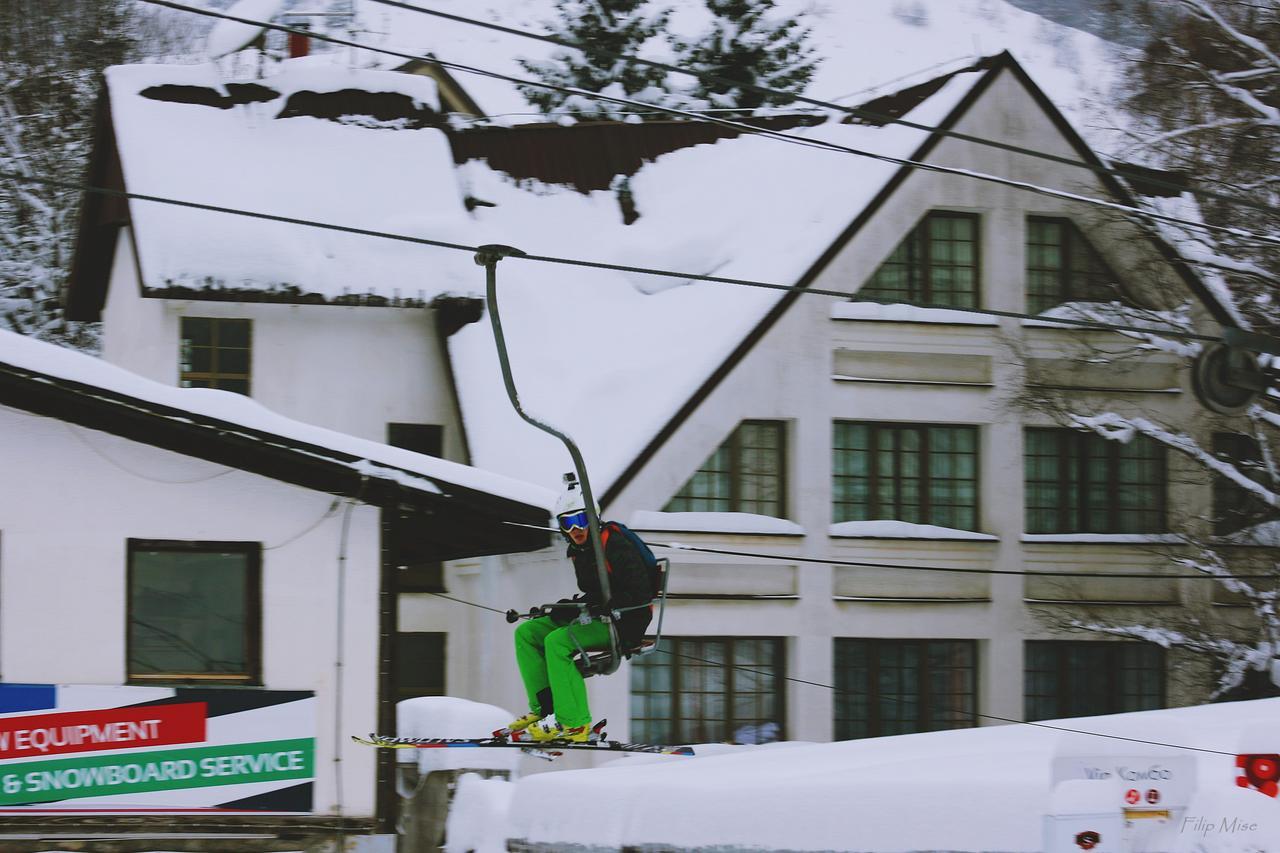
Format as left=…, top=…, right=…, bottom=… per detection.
left=1051, top=756, right=1197, bottom=810
left=0, top=684, right=315, bottom=813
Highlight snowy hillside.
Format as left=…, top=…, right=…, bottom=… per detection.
left=355, top=0, right=1124, bottom=143
left=445, top=699, right=1280, bottom=852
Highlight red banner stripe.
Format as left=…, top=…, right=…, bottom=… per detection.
left=0, top=703, right=206, bottom=760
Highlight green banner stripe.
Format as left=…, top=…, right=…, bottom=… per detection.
left=0, top=738, right=314, bottom=805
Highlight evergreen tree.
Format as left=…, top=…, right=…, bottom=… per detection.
left=676, top=0, right=819, bottom=114
left=517, top=0, right=675, bottom=119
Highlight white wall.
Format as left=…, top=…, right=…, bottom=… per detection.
left=101, top=233, right=467, bottom=457
left=0, top=403, right=382, bottom=815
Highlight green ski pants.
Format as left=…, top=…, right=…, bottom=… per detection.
left=514, top=616, right=611, bottom=728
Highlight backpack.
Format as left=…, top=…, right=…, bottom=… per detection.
left=601, top=521, right=663, bottom=602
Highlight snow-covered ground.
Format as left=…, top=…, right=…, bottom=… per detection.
left=432, top=698, right=1280, bottom=852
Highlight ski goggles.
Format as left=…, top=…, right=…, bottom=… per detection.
left=557, top=510, right=589, bottom=533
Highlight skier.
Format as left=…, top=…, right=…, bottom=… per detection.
left=508, top=475, right=655, bottom=742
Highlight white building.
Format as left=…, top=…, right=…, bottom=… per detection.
left=57, top=43, right=1252, bottom=809
left=0, top=329, right=550, bottom=846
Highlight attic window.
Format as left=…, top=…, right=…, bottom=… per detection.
left=860, top=211, right=979, bottom=308
left=1025, top=217, right=1126, bottom=314
left=180, top=317, right=252, bottom=395
left=665, top=421, right=787, bottom=517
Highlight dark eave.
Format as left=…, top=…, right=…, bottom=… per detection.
left=65, top=86, right=128, bottom=323
left=602, top=51, right=1235, bottom=507
left=0, top=359, right=550, bottom=561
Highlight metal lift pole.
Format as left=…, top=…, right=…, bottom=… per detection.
left=474, top=245, right=613, bottom=611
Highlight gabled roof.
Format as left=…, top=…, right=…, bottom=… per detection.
left=61, top=50, right=1234, bottom=508
left=0, top=330, right=552, bottom=560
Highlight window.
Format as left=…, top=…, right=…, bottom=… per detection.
left=127, top=540, right=260, bottom=683
left=1212, top=433, right=1278, bottom=536
left=1025, top=217, right=1123, bottom=314
left=1024, top=428, right=1166, bottom=534
left=394, top=632, right=445, bottom=702
left=834, top=639, right=976, bottom=739
left=860, top=211, right=980, bottom=308
left=388, top=423, right=443, bottom=457
left=179, top=317, right=252, bottom=395
left=630, top=637, right=784, bottom=744
left=388, top=424, right=445, bottom=591
left=833, top=422, right=979, bottom=530
left=1025, top=641, right=1164, bottom=721
left=665, top=421, right=786, bottom=516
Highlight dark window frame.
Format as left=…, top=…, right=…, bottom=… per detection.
left=630, top=636, right=786, bottom=745
left=1025, top=216, right=1126, bottom=314
left=126, top=539, right=262, bottom=685
left=834, top=638, right=978, bottom=739
left=860, top=210, right=982, bottom=308
left=1024, top=428, right=1167, bottom=534
left=179, top=317, right=253, bottom=395
left=393, top=631, right=446, bottom=702
left=832, top=421, right=980, bottom=530
left=666, top=420, right=788, bottom=517
left=1024, top=640, right=1165, bottom=721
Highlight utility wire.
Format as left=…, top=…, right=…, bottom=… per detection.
left=422, top=590, right=1235, bottom=755
left=3, top=169, right=1232, bottom=346
left=138, top=0, right=1280, bottom=248
left=500, top=522, right=1280, bottom=582
left=364, top=0, right=1278, bottom=216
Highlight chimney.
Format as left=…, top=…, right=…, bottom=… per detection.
left=288, top=22, right=310, bottom=58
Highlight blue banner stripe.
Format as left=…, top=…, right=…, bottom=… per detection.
left=0, top=684, right=56, bottom=714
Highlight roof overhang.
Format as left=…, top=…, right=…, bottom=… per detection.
left=0, top=359, right=551, bottom=560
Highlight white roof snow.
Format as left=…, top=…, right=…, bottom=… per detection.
left=102, top=0, right=1130, bottom=499
left=0, top=328, right=552, bottom=510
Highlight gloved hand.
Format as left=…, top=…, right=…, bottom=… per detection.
left=586, top=602, right=613, bottom=620
left=547, top=597, right=583, bottom=626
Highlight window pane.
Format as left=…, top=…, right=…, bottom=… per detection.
left=129, top=546, right=256, bottom=680
left=395, top=632, right=445, bottom=701
left=835, top=639, right=975, bottom=740
left=834, top=422, right=979, bottom=529
left=180, top=317, right=253, bottom=396
left=860, top=213, right=978, bottom=307
left=630, top=638, right=784, bottom=745
left=667, top=422, right=785, bottom=517
left=1025, top=641, right=1163, bottom=721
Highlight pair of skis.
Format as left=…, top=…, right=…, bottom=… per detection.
left=352, top=719, right=695, bottom=759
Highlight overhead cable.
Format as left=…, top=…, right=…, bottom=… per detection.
left=137, top=0, right=1280, bottom=248
left=1, top=169, right=1230, bottom=346
left=421, top=589, right=1235, bottom=756
left=364, top=0, right=1278, bottom=216
left=499, top=522, right=1280, bottom=581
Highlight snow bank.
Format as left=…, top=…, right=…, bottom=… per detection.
left=503, top=699, right=1280, bottom=852
left=0, top=329, right=552, bottom=512
left=396, top=696, right=519, bottom=774
left=444, top=773, right=516, bottom=853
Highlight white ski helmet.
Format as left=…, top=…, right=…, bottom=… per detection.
left=554, top=472, right=599, bottom=530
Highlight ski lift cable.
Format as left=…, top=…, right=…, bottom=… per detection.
left=498, top=521, right=1280, bottom=581
left=138, top=0, right=1280, bottom=248
left=2, top=169, right=1236, bottom=345
left=3, top=169, right=1242, bottom=346
left=418, top=588, right=1236, bottom=756
left=363, top=0, right=1278, bottom=216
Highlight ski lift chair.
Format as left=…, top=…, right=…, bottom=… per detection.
left=571, top=557, right=671, bottom=677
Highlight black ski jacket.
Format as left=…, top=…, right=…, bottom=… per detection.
left=563, top=521, right=654, bottom=647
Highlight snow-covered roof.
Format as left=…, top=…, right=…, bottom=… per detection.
left=0, top=328, right=553, bottom=558
left=67, top=0, right=1187, bottom=502
left=78, top=48, right=999, bottom=498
